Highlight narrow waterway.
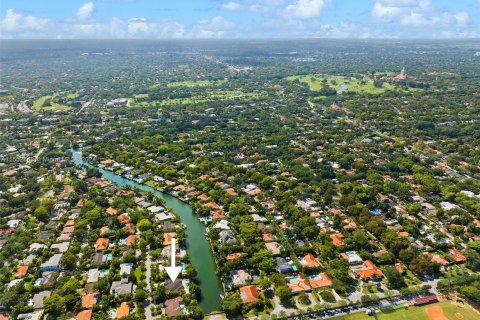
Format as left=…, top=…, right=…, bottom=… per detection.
left=71, top=149, right=223, bottom=314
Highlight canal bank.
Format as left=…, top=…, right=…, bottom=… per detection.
left=71, top=149, right=223, bottom=314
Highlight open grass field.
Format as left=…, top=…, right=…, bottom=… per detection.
left=166, top=79, right=227, bottom=87
left=33, top=94, right=72, bottom=111
left=330, top=301, right=479, bottom=320
left=287, top=74, right=403, bottom=95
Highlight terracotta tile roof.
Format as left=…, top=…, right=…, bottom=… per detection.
left=116, top=302, right=130, bottom=319
left=240, top=285, right=259, bottom=303
left=81, top=293, right=97, bottom=309
left=126, top=235, right=137, bottom=246
left=202, top=201, right=220, bottom=209
left=76, top=310, right=92, bottom=320
left=164, top=232, right=177, bottom=245
left=226, top=252, right=242, bottom=260
left=118, top=214, right=129, bottom=224
left=424, top=252, right=449, bottom=266
left=309, top=272, right=332, bottom=288
left=448, top=248, right=466, bottom=262
left=0, top=312, right=9, bottom=320
left=106, top=207, right=118, bottom=215
left=263, top=233, right=275, bottom=242
left=197, top=194, right=210, bottom=201
left=96, top=238, right=109, bottom=251
left=211, top=210, right=225, bottom=219
left=63, top=226, right=75, bottom=233
left=301, top=253, right=320, bottom=268
left=65, top=219, right=75, bottom=227
left=330, top=233, right=345, bottom=246
left=287, top=276, right=311, bottom=293
left=225, top=188, right=238, bottom=196
left=15, top=265, right=28, bottom=278
left=352, top=260, right=383, bottom=280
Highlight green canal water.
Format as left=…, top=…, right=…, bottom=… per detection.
left=71, top=149, right=223, bottom=314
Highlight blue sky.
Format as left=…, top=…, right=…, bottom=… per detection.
left=1, top=0, right=479, bottom=38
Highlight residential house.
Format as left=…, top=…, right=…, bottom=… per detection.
left=110, top=279, right=134, bottom=296
left=308, top=273, right=332, bottom=288
left=76, top=310, right=92, bottom=320
left=265, top=242, right=281, bottom=255
left=330, top=233, right=345, bottom=246
left=341, top=251, right=363, bottom=265
left=351, top=260, right=383, bottom=280
left=300, top=253, right=320, bottom=268
left=40, top=254, right=62, bottom=272
left=165, top=297, right=183, bottom=318
left=287, top=274, right=311, bottom=294
left=240, top=285, right=259, bottom=303
left=81, top=293, right=97, bottom=309
left=31, top=291, right=51, bottom=309
left=116, top=302, right=130, bottom=319
left=95, top=238, right=109, bottom=251
left=219, top=230, right=237, bottom=245
left=275, top=257, right=293, bottom=274
left=229, top=270, right=252, bottom=287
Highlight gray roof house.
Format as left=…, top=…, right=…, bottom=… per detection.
left=40, top=253, right=62, bottom=272
left=275, top=257, right=292, bottom=273
left=219, top=230, right=237, bottom=245
left=111, top=278, right=135, bottom=296
left=31, top=291, right=51, bottom=309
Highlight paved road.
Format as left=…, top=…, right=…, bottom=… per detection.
left=144, top=254, right=154, bottom=320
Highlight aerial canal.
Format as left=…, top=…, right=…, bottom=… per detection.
left=71, top=149, right=223, bottom=314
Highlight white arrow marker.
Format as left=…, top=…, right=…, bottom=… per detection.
left=164, top=237, right=182, bottom=282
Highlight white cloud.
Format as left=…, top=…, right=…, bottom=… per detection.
left=283, top=0, right=328, bottom=19
left=400, top=11, right=469, bottom=27
left=371, top=3, right=402, bottom=19
left=76, top=2, right=95, bottom=21
left=193, top=16, right=234, bottom=38
left=371, top=0, right=431, bottom=20
left=1, top=9, right=51, bottom=34
left=222, top=2, right=244, bottom=11
left=127, top=18, right=185, bottom=37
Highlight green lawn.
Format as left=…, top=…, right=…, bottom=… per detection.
left=134, top=266, right=143, bottom=283
left=33, top=94, right=72, bottom=111
left=331, top=301, right=479, bottom=320
left=287, top=74, right=404, bottom=95
left=166, top=79, right=227, bottom=87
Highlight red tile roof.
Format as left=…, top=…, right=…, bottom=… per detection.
left=76, top=310, right=92, bottom=320
left=96, top=238, right=109, bottom=251
left=240, top=285, right=259, bottom=303
left=116, top=302, right=130, bottom=319
left=81, top=293, right=97, bottom=309
left=330, top=233, right=345, bottom=246
left=15, top=265, right=28, bottom=278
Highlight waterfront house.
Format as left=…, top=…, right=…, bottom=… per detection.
left=219, top=230, right=237, bottom=245
left=240, top=285, right=259, bottom=304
